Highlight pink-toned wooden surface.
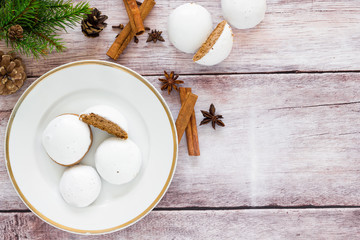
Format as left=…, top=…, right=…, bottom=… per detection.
left=1, top=0, right=360, bottom=239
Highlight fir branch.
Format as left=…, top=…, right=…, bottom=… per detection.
left=36, top=1, right=90, bottom=31
left=35, top=31, right=64, bottom=51
left=0, top=0, right=90, bottom=58
left=0, top=29, right=6, bottom=40
left=9, top=27, right=64, bottom=58
left=1, top=0, right=40, bottom=29
left=12, top=0, right=37, bottom=24
left=8, top=32, right=47, bottom=58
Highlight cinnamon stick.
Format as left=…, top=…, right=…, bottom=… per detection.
left=176, top=92, right=198, bottom=143
left=123, top=0, right=145, bottom=35
left=180, top=88, right=194, bottom=155
left=179, top=88, right=200, bottom=156
left=186, top=88, right=200, bottom=156
left=107, top=0, right=155, bottom=60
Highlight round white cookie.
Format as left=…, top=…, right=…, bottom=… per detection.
left=42, top=114, right=92, bottom=166
left=222, top=0, right=267, bottom=29
left=81, top=105, right=128, bottom=132
left=59, top=165, right=102, bottom=208
left=95, top=137, right=142, bottom=185
left=194, top=22, right=233, bottom=66
left=168, top=3, right=213, bottom=53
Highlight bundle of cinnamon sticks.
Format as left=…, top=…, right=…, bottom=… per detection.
left=176, top=87, right=200, bottom=156
left=107, top=0, right=156, bottom=60
left=107, top=1, right=200, bottom=155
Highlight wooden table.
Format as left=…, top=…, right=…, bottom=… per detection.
left=1, top=0, right=360, bottom=239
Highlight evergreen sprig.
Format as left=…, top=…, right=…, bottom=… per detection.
left=0, top=0, right=90, bottom=58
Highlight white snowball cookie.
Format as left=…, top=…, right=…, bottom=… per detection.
left=42, top=114, right=92, bottom=166
left=81, top=105, right=128, bottom=132
left=59, top=165, right=102, bottom=208
left=222, top=0, right=267, bottom=29
left=168, top=3, right=213, bottom=53
left=194, top=21, right=233, bottom=66
left=95, top=137, right=142, bottom=185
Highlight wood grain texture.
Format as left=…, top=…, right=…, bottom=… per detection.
left=1, top=209, right=360, bottom=239
left=1, top=0, right=359, bottom=238
left=1, top=73, right=360, bottom=210
left=1, top=0, right=360, bottom=76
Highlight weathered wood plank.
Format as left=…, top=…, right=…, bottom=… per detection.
left=1, top=0, right=360, bottom=76
left=1, top=209, right=360, bottom=239
left=1, top=73, right=360, bottom=210
left=0, top=112, right=23, bottom=210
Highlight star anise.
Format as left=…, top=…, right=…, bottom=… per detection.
left=147, top=29, right=165, bottom=43
left=200, top=104, right=225, bottom=129
left=158, top=71, right=184, bottom=94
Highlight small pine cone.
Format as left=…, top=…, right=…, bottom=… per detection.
left=81, top=8, right=108, bottom=37
left=0, top=51, right=27, bottom=95
left=8, top=25, right=24, bottom=40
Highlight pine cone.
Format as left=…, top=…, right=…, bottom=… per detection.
left=0, top=51, right=27, bottom=95
left=81, top=8, right=108, bottom=37
left=8, top=25, right=24, bottom=40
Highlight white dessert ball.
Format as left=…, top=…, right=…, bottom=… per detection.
left=59, top=165, right=102, bottom=208
left=193, top=21, right=233, bottom=66
left=95, top=137, right=142, bottom=185
left=168, top=3, right=213, bottom=53
left=222, top=0, right=267, bottom=29
left=42, top=114, right=92, bottom=166
left=81, top=105, right=128, bottom=132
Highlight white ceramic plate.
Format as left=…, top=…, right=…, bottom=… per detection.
left=5, top=60, right=178, bottom=234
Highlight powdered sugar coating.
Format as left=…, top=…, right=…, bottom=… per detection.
left=42, top=114, right=92, bottom=166
left=222, top=0, right=266, bottom=29
left=95, top=137, right=142, bottom=185
left=168, top=3, right=213, bottom=53
left=59, top=165, right=102, bottom=207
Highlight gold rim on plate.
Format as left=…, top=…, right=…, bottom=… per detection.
left=5, top=60, right=178, bottom=234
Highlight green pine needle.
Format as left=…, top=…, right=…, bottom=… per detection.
left=0, top=0, right=90, bottom=58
